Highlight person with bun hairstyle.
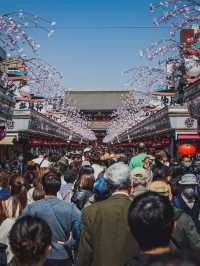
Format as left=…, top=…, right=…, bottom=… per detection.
left=9, top=215, right=52, bottom=266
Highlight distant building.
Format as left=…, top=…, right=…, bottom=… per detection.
left=64, top=89, right=131, bottom=142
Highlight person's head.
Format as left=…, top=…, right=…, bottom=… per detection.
left=104, top=159, right=116, bottom=168
left=42, top=172, right=61, bottom=195
left=155, top=151, right=169, bottom=166
left=64, top=168, right=76, bottom=184
left=131, top=167, right=148, bottom=187
left=90, top=153, right=101, bottom=165
left=138, top=142, right=146, bottom=153
left=117, top=156, right=129, bottom=165
left=79, top=165, right=94, bottom=178
left=181, top=156, right=193, bottom=170
left=79, top=166, right=95, bottom=191
left=8, top=175, right=27, bottom=217
left=143, top=157, right=151, bottom=170
left=9, top=215, right=52, bottom=266
left=128, top=192, right=174, bottom=252
left=58, top=158, right=69, bottom=172
left=178, top=174, right=198, bottom=200
left=23, top=169, right=36, bottom=188
left=153, top=167, right=171, bottom=183
left=0, top=170, right=9, bottom=188
left=104, top=162, right=131, bottom=192
left=93, top=176, right=111, bottom=201
left=149, top=181, right=173, bottom=201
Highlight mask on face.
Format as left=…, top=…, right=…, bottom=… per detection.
left=164, top=162, right=170, bottom=167
left=183, top=162, right=192, bottom=169
left=183, top=187, right=196, bottom=199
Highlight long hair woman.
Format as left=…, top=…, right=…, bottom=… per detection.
left=0, top=175, right=28, bottom=265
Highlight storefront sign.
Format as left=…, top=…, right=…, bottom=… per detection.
left=184, top=118, right=195, bottom=128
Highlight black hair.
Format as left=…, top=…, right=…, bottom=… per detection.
left=128, top=191, right=174, bottom=251
left=9, top=215, right=52, bottom=265
left=42, top=172, right=61, bottom=194
left=152, top=167, right=169, bottom=182
left=79, top=166, right=94, bottom=177
left=90, top=153, right=101, bottom=164
left=64, top=168, right=76, bottom=183
left=104, top=159, right=115, bottom=168
left=155, top=150, right=167, bottom=161
left=117, top=156, right=129, bottom=165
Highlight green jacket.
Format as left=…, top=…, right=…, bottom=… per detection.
left=129, top=153, right=147, bottom=171
left=171, top=208, right=200, bottom=250
left=78, top=194, right=139, bottom=266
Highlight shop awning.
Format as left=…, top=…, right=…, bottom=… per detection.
left=178, top=134, right=200, bottom=140
left=0, top=135, right=15, bottom=145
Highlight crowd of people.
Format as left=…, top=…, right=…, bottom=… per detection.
left=1, top=143, right=200, bottom=266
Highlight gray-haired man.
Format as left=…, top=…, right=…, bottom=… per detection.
left=77, top=162, right=139, bottom=266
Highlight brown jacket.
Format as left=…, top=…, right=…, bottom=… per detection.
left=77, top=194, right=139, bottom=266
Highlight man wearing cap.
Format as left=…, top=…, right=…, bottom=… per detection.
left=173, top=174, right=200, bottom=233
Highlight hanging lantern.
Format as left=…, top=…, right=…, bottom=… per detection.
left=177, top=144, right=197, bottom=157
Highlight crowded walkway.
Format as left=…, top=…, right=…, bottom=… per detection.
left=1, top=145, right=200, bottom=266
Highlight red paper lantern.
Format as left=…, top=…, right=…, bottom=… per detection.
left=177, top=144, right=197, bottom=157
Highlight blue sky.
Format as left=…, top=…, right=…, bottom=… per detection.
left=0, top=0, right=170, bottom=91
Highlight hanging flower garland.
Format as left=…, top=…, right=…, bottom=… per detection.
left=0, top=10, right=56, bottom=58
left=123, top=66, right=166, bottom=91
left=0, top=10, right=95, bottom=141
left=149, top=0, right=200, bottom=37
left=103, top=91, right=154, bottom=143
left=23, top=58, right=64, bottom=96
left=140, top=39, right=182, bottom=62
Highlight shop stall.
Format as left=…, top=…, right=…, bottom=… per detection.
left=112, top=105, right=199, bottom=158
left=0, top=109, right=87, bottom=162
